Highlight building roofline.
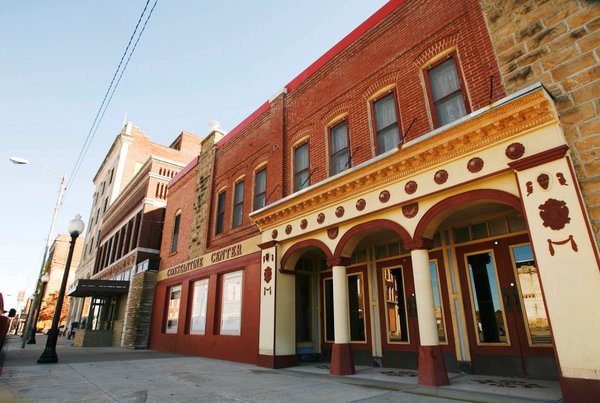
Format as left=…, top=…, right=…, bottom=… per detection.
left=217, top=0, right=407, bottom=147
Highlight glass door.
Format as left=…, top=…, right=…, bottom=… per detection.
left=456, top=234, right=556, bottom=378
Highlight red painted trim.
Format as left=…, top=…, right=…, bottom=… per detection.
left=560, top=376, right=600, bottom=402
left=216, top=101, right=270, bottom=147
left=414, top=189, right=522, bottom=240
left=326, top=256, right=352, bottom=267
left=256, top=354, right=298, bottom=369
left=168, top=156, right=198, bottom=188
left=218, top=0, right=408, bottom=148
left=258, top=240, right=277, bottom=250
left=423, top=51, right=471, bottom=129
left=280, top=239, right=333, bottom=269
left=330, top=343, right=355, bottom=375
left=565, top=156, right=600, bottom=271
left=507, top=145, right=569, bottom=171
left=334, top=219, right=412, bottom=258
left=418, top=345, right=449, bottom=386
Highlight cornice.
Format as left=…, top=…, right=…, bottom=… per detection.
left=251, top=87, right=557, bottom=229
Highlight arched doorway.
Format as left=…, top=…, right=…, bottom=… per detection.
left=416, top=191, right=557, bottom=379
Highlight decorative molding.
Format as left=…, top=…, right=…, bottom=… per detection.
left=402, top=202, right=419, bottom=219
left=537, top=173, right=550, bottom=190
left=327, top=227, right=339, bottom=240
left=467, top=157, right=484, bottom=173
left=539, top=198, right=570, bottom=230
left=505, top=142, right=525, bottom=160
left=335, top=206, right=345, bottom=218
left=285, top=225, right=292, bottom=235
left=405, top=180, right=418, bottom=194
left=251, top=88, right=558, bottom=229
left=300, top=219, right=308, bottom=230
left=379, top=190, right=391, bottom=203
left=508, top=145, right=569, bottom=171
left=317, top=213, right=325, bottom=224
left=356, top=198, right=366, bottom=211
left=271, top=229, right=278, bottom=239
left=434, top=169, right=448, bottom=185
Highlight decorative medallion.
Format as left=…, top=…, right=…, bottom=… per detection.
left=356, top=198, right=366, bottom=211
left=402, top=202, right=419, bottom=219
left=379, top=190, right=391, bottom=203
left=405, top=180, right=418, bottom=195
left=467, top=157, right=484, bottom=173
left=300, top=219, right=308, bottom=230
left=557, top=172, right=568, bottom=186
left=285, top=224, right=292, bottom=235
left=264, top=267, right=272, bottom=283
left=317, top=213, right=325, bottom=224
left=526, top=181, right=533, bottom=197
left=505, top=142, right=525, bottom=160
left=271, top=229, right=278, bottom=239
left=335, top=206, right=345, bottom=218
left=327, top=227, right=339, bottom=240
left=434, top=169, right=448, bottom=185
left=539, top=198, right=570, bottom=230
left=537, top=173, right=550, bottom=190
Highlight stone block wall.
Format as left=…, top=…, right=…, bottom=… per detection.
left=123, top=270, right=157, bottom=349
left=480, top=0, right=600, bottom=240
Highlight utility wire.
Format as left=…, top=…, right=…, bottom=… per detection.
left=64, top=0, right=158, bottom=200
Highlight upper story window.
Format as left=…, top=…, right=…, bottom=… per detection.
left=253, top=168, right=267, bottom=211
left=294, top=142, right=309, bottom=192
left=215, top=190, right=227, bottom=235
left=372, top=92, right=401, bottom=155
left=170, top=211, right=181, bottom=253
left=232, top=180, right=245, bottom=228
left=329, top=120, right=350, bottom=176
left=425, top=54, right=469, bottom=128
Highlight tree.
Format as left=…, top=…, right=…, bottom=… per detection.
left=38, top=291, right=69, bottom=323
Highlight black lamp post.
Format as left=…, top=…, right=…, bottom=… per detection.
left=38, top=214, right=84, bottom=364
left=27, top=271, right=50, bottom=344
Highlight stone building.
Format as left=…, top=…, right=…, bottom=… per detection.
left=67, top=122, right=201, bottom=347
left=149, top=0, right=599, bottom=400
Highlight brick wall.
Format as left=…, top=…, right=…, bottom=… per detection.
left=480, top=0, right=600, bottom=241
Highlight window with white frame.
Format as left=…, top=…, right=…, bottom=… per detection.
left=329, top=120, right=350, bottom=176
left=190, top=279, right=209, bottom=335
left=232, top=180, right=244, bottom=228
left=372, top=92, right=400, bottom=155
left=215, top=190, right=226, bottom=234
left=220, top=270, right=243, bottom=335
left=253, top=168, right=267, bottom=211
left=166, top=285, right=181, bottom=334
left=426, top=54, right=469, bottom=127
left=294, top=142, right=309, bottom=192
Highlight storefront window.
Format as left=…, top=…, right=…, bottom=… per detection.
left=466, top=252, right=507, bottom=344
left=220, top=270, right=243, bottom=335
left=383, top=267, right=409, bottom=342
left=511, top=244, right=552, bottom=345
left=166, top=285, right=181, bottom=334
left=190, top=279, right=209, bottom=335
left=429, top=261, right=447, bottom=343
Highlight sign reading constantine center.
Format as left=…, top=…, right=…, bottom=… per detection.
left=160, top=236, right=260, bottom=281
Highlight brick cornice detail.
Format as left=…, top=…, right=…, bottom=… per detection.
left=252, top=88, right=558, bottom=229
left=258, top=240, right=278, bottom=250
left=508, top=145, right=569, bottom=171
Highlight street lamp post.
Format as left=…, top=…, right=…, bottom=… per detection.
left=10, top=157, right=66, bottom=349
left=27, top=272, right=50, bottom=343
left=38, top=215, right=84, bottom=364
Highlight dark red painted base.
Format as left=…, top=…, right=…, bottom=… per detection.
left=560, top=376, right=600, bottom=402
left=418, top=345, right=449, bottom=386
left=257, top=354, right=298, bottom=369
left=330, top=343, right=355, bottom=376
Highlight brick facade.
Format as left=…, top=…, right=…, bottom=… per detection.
left=480, top=0, right=600, bottom=242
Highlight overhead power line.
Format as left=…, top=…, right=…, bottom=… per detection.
left=64, top=0, right=158, bottom=200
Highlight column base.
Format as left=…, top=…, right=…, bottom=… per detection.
left=331, top=343, right=355, bottom=376
left=257, top=354, right=298, bottom=369
left=418, top=345, right=449, bottom=386
left=560, top=376, right=600, bottom=402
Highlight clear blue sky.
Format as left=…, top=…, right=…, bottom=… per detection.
left=1, top=1, right=388, bottom=311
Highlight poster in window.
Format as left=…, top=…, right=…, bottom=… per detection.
left=166, top=285, right=181, bottom=334
left=190, top=279, right=209, bottom=335
left=221, top=271, right=243, bottom=335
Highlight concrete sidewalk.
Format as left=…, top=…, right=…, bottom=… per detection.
left=0, top=335, right=563, bottom=402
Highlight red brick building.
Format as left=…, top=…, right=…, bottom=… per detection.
left=150, top=1, right=600, bottom=400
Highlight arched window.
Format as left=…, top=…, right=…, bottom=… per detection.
left=170, top=210, right=181, bottom=253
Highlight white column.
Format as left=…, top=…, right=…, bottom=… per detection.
left=411, top=249, right=439, bottom=346
left=332, top=265, right=350, bottom=344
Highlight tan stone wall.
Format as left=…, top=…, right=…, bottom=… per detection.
left=480, top=0, right=600, bottom=240
left=123, top=271, right=157, bottom=349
